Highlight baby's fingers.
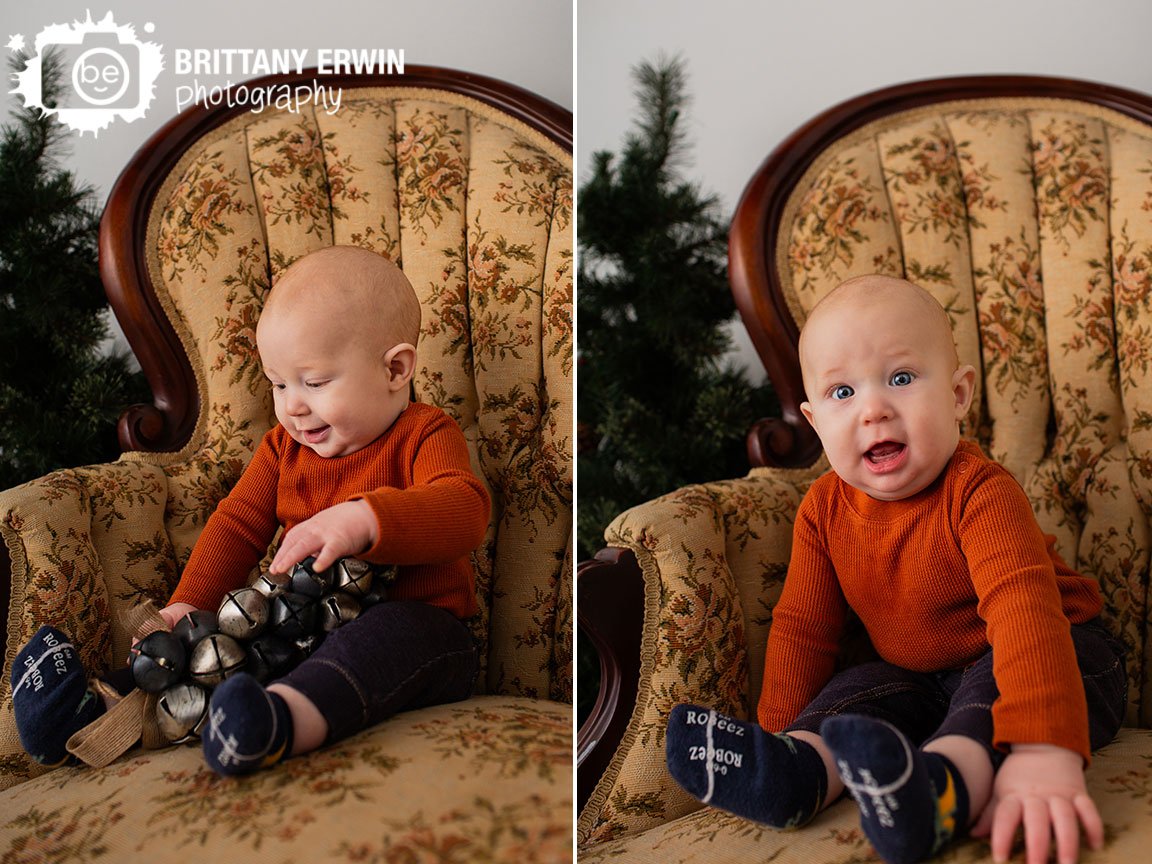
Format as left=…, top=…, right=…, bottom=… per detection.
left=990, top=796, right=1023, bottom=862
left=1048, top=796, right=1080, bottom=864
left=1073, top=794, right=1104, bottom=853
left=1023, top=797, right=1051, bottom=864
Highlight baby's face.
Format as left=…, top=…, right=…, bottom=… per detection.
left=799, top=289, right=973, bottom=501
left=258, top=306, right=405, bottom=458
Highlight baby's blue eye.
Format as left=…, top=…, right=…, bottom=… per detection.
left=831, top=385, right=854, bottom=400
left=891, top=371, right=915, bottom=387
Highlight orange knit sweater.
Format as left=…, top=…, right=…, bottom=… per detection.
left=757, top=440, right=1103, bottom=762
left=169, top=402, right=489, bottom=618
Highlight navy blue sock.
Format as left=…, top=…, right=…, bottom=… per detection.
left=666, top=704, right=828, bottom=829
left=11, top=626, right=103, bottom=766
left=202, top=673, right=293, bottom=776
left=821, top=715, right=969, bottom=864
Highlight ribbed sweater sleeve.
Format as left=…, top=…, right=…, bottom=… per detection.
left=757, top=480, right=849, bottom=732
left=168, top=430, right=283, bottom=610
left=959, top=468, right=1093, bottom=762
left=353, top=412, right=489, bottom=566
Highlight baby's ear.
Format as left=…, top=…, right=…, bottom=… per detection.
left=952, top=364, right=977, bottom=418
left=383, top=343, right=417, bottom=390
left=800, top=401, right=817, bottom=430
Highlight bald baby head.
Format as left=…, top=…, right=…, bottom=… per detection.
left=799, top=275, right=959, bottom=393
left=258, top=246, right=420, bottom=355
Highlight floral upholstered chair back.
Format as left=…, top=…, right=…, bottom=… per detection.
left=0, top=76, right=571, bottom=786
left=762, top=94, right=1152, bottom=727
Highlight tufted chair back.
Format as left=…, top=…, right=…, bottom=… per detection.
left=0, top=67, right=571, bottom=787
left=730, top=76, right=1152, bottom=727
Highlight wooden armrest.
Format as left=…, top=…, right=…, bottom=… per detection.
left=576, top=547, right=644, bottom=810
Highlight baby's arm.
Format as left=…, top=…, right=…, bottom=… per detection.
left=271, top=415, right=488, bottom=574
left=972, top=743, right=1103, bottom=864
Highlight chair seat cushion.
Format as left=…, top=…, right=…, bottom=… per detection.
left=579, top=727, right=1152, bottom=863
left=0, top=694, right=571, bottom=860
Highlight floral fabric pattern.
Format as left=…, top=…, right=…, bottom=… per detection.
left=0, top=697, right=571, bottom=862
left=0, top=85, right=572, bottom=858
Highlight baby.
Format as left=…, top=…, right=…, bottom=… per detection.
left=666, top=275, right=1126, bottom=864
left=14, top=246, right=490, bottom=774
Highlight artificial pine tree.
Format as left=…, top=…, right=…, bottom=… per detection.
left=0, top=49, right=149, bottom=488
left=577, top=56, right=777, bottom=560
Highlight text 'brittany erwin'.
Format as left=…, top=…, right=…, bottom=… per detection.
left=173, top=48, right=406, bottom=77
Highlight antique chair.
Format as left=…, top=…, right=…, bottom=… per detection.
left=0, top=65, right=572, bottom=861
left=578, top=75, right=1152, bottom=862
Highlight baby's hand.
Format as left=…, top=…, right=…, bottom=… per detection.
left=270, top=500, right=378, bottom=575
left=972, top=743, right=1102, bottom=864
left=127, top=602, right=199, bottom=662
left=157, top=602, right=199, bottom=631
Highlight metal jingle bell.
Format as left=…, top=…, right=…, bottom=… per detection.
left=319, top=592, right=362, bottom=632
left=332, top=558, right=374, bottom=597
left=189, top=633, right=247, bottom=687
left=270, top=591, right=318, bottom=640
left=289, top=556, right=333, bottom=598
left=172, top=610, right=218, bottom=649
left=246, top=634, right=302, bottom=682
left=156, top=682, right=210, bottom=743
left=131, top=631, right=188, bottom=694
left=217, top=586, right=270, bottom=640
left=253, top=569, right=291, bottom=599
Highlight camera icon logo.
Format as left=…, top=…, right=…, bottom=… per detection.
left=11, top=11, right=163, bottom=137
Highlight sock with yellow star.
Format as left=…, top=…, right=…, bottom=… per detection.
left=820, top=715, right=969, bottom=864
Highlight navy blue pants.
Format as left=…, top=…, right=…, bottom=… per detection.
left=278, top=601, right=478, bottom=744
left=785, top=620, right=1127, bottom=765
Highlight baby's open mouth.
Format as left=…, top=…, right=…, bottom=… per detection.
left=865, top=441, right=905, bottom=465
left=300, top=426, right=330, bottom=444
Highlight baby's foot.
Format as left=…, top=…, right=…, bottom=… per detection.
left=202, top=672, right=294, bottom=775
left=666, top=704, right=828, bottom=828
left=821, top=715, right=969, bottom=864
left=11, top=625, right=103, bottom=766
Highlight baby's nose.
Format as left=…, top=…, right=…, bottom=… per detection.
left=859, top=393, right=893, bottom=423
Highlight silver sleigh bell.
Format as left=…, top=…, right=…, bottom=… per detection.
left=156, top=682, right=210, bottom=743
left=188, top=633, right=247, bottom=687
left=217, top=587, right=270, bottom=640
left=319, top=592, right=362, bottom=631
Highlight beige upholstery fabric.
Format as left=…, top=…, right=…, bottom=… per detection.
left=579, top=97, right=1152, bottom=861
left=0, top=85, right=571, bottom=859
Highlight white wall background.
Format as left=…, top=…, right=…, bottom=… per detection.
left=577, top=0, right=1152, bottom=380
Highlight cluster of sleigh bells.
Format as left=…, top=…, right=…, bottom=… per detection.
left=129, top=557, right=396, bottom=743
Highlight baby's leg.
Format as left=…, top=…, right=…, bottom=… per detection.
left=202, top=601, right=476, bottom=775
left=667, top=660, right=944, bottom=830
left=818, top=650, right=1007, bottom=863
left=822, top=717, right=987, bottom=864
left=268, top=683, right=327, bottom=753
